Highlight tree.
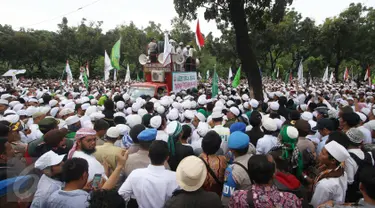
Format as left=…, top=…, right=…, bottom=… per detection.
left=174, top=0, right=293, bottom=100
left=170, top=17, right=194, bottom=45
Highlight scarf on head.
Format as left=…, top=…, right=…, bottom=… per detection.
left=68, top=128, right=97, bottom=159
left=168, top=122, right=182, bottom=156
left=278, top=126, right=304, bottom=177
left=121, top=131, right=133, bottom=149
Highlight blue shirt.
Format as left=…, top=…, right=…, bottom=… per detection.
left=46, top=189, right=89, bottom=208
left=317, top=135, right=329, bottom=156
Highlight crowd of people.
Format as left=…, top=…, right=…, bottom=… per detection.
left=0, top=77, right=374, bottom=208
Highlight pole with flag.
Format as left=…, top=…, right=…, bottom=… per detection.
left=277, top=67, right=279, bottom=78
left=195, top=19, right=205, bottom=50
left=228, top=67, right=233, bottom=85
left=212, top=69, right=219, bottom=98
left=198, top=72, right=202, bottom=80
left=343, top=67, right=349, bottom=82
left=272, top=68, right=277, bottom=80
left=65, top=60, right=73, bottom=85
left=79, top=67, right=84, bottom=83
left=297, top=59, right=304, bottom=85
left=206, top=70, right=210, bottom=80
left=232, top=66, right=241, bottom=88
left=364, top=66, right=371, bottom=86
left=322, top=66, right=329, bottom=82
left=125, top=64, right=131, bottom=82
left=104, top=50, right=112, bottom=81
left=111, top=38, right=121, bottom=81
left=86, top=62, right=90, bottom=78
left=329, top=71, right=334, bottom=84
left=163, top=31, right=172, bottom=66
left=83, top=69, right=89, bottom=89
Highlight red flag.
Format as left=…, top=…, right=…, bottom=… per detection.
left=195, top=20, right=205, bottom=50
left=289, top=72, right=293, bottom=82
left=343, top=67, right=349, bottom=82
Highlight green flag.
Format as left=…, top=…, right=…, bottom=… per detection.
left=284, top=71, right=289, bottom=84
left=111, top=38, right=121, bottom=70
left=232, top=66, right=241, bottom=88
left=137, top=72, right=140, bottom=81
left=272, top=68, right=276, bottom=80
left=83, top=71, right=89, bottom=89
left=212, top=69, right=219, bottom=97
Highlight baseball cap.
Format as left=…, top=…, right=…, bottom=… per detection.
left=35, top=150, right=65, bottom=170
left=312, top=118, right=334, bottom=131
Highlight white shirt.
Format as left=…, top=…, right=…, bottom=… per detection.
left=30, top=174, right=63, bottom=208
left=357, top=126, right=372, bottom=144
left=256, top=134, right=278, bottom=154
left=72, top=151, right=107, bottom=182
left=212, top=125, right=230, bottom=153
left=310, top=173, right=348, bottom=208
left=118, top=165, right=178, bottom=208
left=190, top=130, right=202, bottom=150
left=345, top=148, right=374, bottom=184
left=156, top=130, right=169, bottom=143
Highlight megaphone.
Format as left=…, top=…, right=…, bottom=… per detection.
left=138, top=54, right=148, bottom=65
left=175, top=54, right=185, bottom=65
left=158, top=53, right=164, bottom=64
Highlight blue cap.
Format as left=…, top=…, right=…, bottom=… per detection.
left=137, top=129, right=157, bottom=142
left=228, top=131, right=249, bottom=149
left=230, top=122, right=246, bottom=133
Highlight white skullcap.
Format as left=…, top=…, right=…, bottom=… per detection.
left=26, top=106, right=38, bottom=117
left=9, top=101, right=20, bottom=108
left=361, top=108, right=370, bottom=116
left=126, top=114, right=142, bottom=128
left=211, top=111, right=223, bottom=119
left=183, top=110, right=194, bottom=120
left=28, top=98, right=38, bottom=103
left=212, top=106, right=223, bottom=113
left=197, top=122, right=210, bottom=137
left=1, top=94, right=11, bottom=100
left=138, top=109, right=148, bottom=118
left=356, top=112, right=367, bottom=123
left=301, top=112, right=313, bottom=121
left=116, top=101, right=125, bottom=110
left=167, top=109, right=179, bottom=121
left=324, top=140, right=350, bottom=162
left=190, top=101, right=197, bottom=109
left=156, top=106, right=165, bottom=114
left=85, top=106, right=97, bottom=117
left=195, top=112, right=206, bottom=122
left=90, top=99, right=98, bottom=105
left=150, top=115, right=162, bottom=129
left=122, top=94, right=130, bottom=101
left=65, top=102, right=75, bottom=110
left=81, top=103, right=90, bottom=111
left=241, top=94, right=249, bottom=101
left=0, top=99, right=9, bottom=106
left=12, top=103, right=24, bottom=112
left=299, top=104, right=308, bottom=111
left=89, top=112, right=105, bottom=121
left=262, top=118, right=277, bottom=132
left=65, top=115, right=80, bottom=126
left=3, top=114, right=20, bottom=124
left=226, top=100, right=234, bottom=107
left=160, top=99, right=170, bottom=107
left=274, top=118, right=283, bottom=130
left=81, top=97, right=90, bottom=104
left=49, top=100, right=58, bottom=107
left=131, top=103, right=141, bottom=112
left=229, top=107, right=240, bottom=117
left=114, top=112, right=126, bottom=118
left=35, top=151, right=65, bottom=170
left=116, top=124, right=130, bottom=135
left=80, top=116, right=93, bottom=129
left=243, top=102, right=249, bottom=109
left=125, top=107, right=132, bottom=115
left=17, top=109, right=28, bottom=116
left=197, top=95, right=206, bottom=105
left=285, top=126, right=299, bottom=139
left=106, top=127, right=120, bottom=138
left=182, top=100, right=191, bottom=109
left=40, top=106, right=51, bottom=115
left=4, top=109, right=16, bottom=116
left=269, top=102, right=280, bottom=111
left=59, top=108, right=74, bottom=117
left=50, top=107, right=59, bottom=118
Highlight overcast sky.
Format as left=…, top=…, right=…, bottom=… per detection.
left=0, top=0, right=374, bottom=37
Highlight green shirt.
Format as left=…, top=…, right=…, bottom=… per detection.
left=66, top=132, right=76, bottom=140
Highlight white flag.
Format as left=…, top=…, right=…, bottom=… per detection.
left=198, top=72, right=202, bottom=79
left=297, top=60, right=303, bottom=85
left=206, top=70, right=210, bottom=80
left=86, top=63, right=89, bottom=78
left=104, top=50, right=113, bottom=81
left=79, top=67, right=84, bottom=83
left=65, top=60, right=73, bottom=85
left=322, top=66, right=328, bottom=82
left=329, top=71, right=334, bottom=84
left=228, top=67, right=233, bottom=85
left=114, top=69, right=117, bottom=81
left=11, top=75, right=18, bottom=88
left=163, top=32, right=172, bottom=66
left=125, top=64, right=131, bottom=82
left=276, top=67, right=279, bottom=78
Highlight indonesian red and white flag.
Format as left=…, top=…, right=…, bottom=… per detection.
left=364, top=67, right=370, bottom=81
left=195, top=20, right=205, bottom=50
left=86, top=62, right=90, bottom=77
left=343, top=67, right=349, bottom=82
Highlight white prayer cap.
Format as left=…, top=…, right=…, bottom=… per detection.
left=35, top=151, right=65, bottom=170
left=167, top=109, right=179, bottom=121
left=190, top=101, right=197, bottom=109
left=269, top=102, right=280, bottom=111
left=9, top=101, right=20, bottom=108
left=80, top=115, right=93, bottom=129
left=197, top=122, right=209, bottom=137
left=324, top=141, right=350, bottom=162
left=125, top=107, right=132, bottom=115
left=49, top=99, right=58, bottom=107
left=299, top=104, right=308, bottom=112
left=17, top=110, right=28, bottom=116
left=262, top=118, right=277, bottom=132
left=274, top=118, right=283, bottom=130
left=3, top=114, right=20, bottom=124
left=243, top=102, right=249, bottom=109
left=160, top=98, right=170, bottom=107
left=50, top=107, right=59, bottom=118
left=40, top=106, right=51, bottom=115
left=81, top=103, right=90, bottom=111
left=211, top=111, right=223, bottom=119
left=4, top=109, right=16, bottom=116
left=65, top=102, right=75, bottom=110
left=156, top=106, right=165, bottom=114
left=195, top=112, right=206, bottom=122
left=241, top=94, right=249, bottom=101
left=166, top=121, right=181, bottom=136
left=85, top=106, right=97, bottom=117
left=150, top=115, right=162, bottom=129
left=0, top=99, right=9, bottom=106
left=38, top=98, right=44, bottom=104
left=1, top=94, right=11, bottom=100
left=356, top=112, right=367, bottom=123
left=90, top=112, right=105, bottom=121
left=172, top=102, right=182, bottom=111
left=126, top=114, right=142, bottom=128
left=81, top=97, right=90, bottom=103
left=116, top=124, right=130, bottom=135
left=114, top=112, right=126, bottom=118
left=26, top=106, right=38, bottom=117
left=197, top=95, right=206, bottom=105
left=59, top=108, right=74, bottom=117
left=131, top=103, right=141, bottom=112
left=226, top=100, right=234, bottom=107
left=116, top=101, right=125, bottom=110
left=212, top=106, right=223, bottom=113
left=301, top=112, right=313, bottom=121
left=138, top=109, right=148, bottom=118
left=65, top=115, right=80, bottom=126
left=364, top=120, right=375, bottom=131
left=183, top=110, right=195, bottom=120
left=182, top=100, right=191, bottom=110
left=122, top=94, right=130, bottom=101
left=90, top=99, right=98, bottom=105
left=28, top=98, right=38, bottom=103
left=106, top=127, right=120, bottom=138
left=229, top=107, right=240, bottom=117
left=361, top=108, right=370, bottom=116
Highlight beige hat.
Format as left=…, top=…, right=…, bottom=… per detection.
left=176, top=156, right=207, bottom=192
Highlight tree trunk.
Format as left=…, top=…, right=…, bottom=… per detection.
left=229, top=0, right=263, bottom=101
left=334, top=58, right=341, bottom=81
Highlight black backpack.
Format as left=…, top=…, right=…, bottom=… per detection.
left=345, top=151, right=373, bottom=203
